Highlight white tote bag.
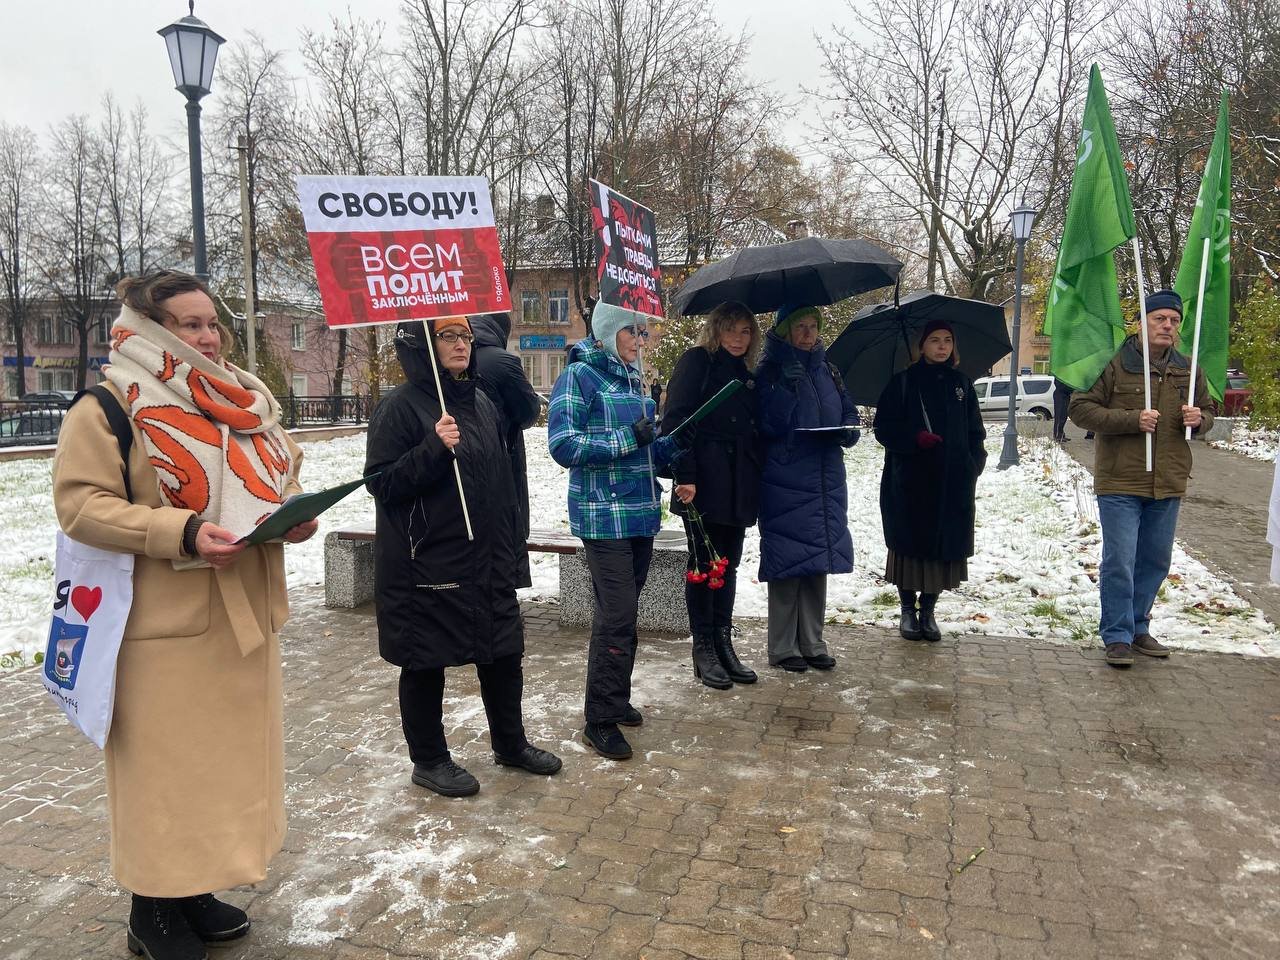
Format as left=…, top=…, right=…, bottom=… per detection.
left=41, top=531, right=134, bottom=749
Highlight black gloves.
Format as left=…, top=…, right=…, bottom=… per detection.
left=631, top=416, right=656, bottom=447
left=782, top=363, right=806, bottom=387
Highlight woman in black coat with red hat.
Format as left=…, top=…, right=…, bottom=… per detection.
left=873, top=319, right=987, bottom=641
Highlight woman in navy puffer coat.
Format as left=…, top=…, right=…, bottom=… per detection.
left=755, top=305, right=859, bottom=672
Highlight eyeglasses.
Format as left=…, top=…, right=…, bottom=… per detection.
left=621, top=326, right=650, bottom=339
left=435, top=331, right=475, bottom=344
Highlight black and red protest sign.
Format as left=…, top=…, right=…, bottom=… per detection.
left=296, top=175, right=511, bottom=328
left=589, top=179, right=662, bottom=316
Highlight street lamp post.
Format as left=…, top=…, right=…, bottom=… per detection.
left=158, top=2, right=224, bottom=281
left=997, top=203, right=1038, bottom=470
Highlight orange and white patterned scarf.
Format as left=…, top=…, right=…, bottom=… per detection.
left=104, top=306, right=292, bottom=545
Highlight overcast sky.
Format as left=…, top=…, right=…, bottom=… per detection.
left=0, top=0, right=839, bottom=154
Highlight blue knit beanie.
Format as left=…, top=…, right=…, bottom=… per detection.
left=1146, top=289, right=1183, bottom=315
left=591, top=300, right=648, bottom=362
left=774, top=303, right=822, bottom=337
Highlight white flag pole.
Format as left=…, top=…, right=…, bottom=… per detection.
left=421, top=318, right=475, bottom=541
left=1185, top=236, right=1211, bottom=441
left=1132, top=238, right=1154, bottom=472
left=636, top=335, right=658, bottom=507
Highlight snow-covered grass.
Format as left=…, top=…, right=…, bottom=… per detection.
left=2, top=423, right=1276, bottom=673
left=1209, top=421, right=1279, bottom=462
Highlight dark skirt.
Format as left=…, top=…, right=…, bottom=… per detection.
left=885, top=549, right=967, bottom=593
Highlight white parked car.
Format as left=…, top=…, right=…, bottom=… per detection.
left=972, top=374, right=1055, bottom=420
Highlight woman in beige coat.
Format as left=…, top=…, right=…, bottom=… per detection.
left=52, top=271, right=316, bottom=960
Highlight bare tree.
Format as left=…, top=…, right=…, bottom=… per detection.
left=400, top=0, right=537, bottom=176
left=1191, top=0, right=1280, bottom=285
left=817, top=0, right=1109, bottom=299
left=298, top=13, right=399, bottom=400
left=1104, top=0, right=1221, bottom=288
left=42, top=116, right=111, bottom=390
left=0, top=123, right=42, bottom=397
left=652, top=25, right=785, bottom=266
left=206, top=31, right=298, bottom=351
left=97, top=95, right=131, bottom=284
left=128, top=103, right=173, bottom=275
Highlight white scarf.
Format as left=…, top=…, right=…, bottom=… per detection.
left=104, top=306, right=292, bottom=541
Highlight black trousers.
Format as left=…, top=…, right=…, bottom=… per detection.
left=1053, top=385, right=1073, bottom=439
left=581, top=536, right=654, bottom=724
left=398, top=652, right=529, bottom=766
left=681, top=518, right=746, bottom=637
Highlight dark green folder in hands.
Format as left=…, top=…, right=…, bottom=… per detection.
left=664, top=380, right=744, bottom=438
left=238, top=473, right=379, bottom=545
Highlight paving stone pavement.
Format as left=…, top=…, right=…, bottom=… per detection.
left=2, top=594, right=1279, bottom=960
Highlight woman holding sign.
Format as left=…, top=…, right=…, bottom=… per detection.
left=365, top=318, right=562, bottom=799
left=51, top=271, right=315, bottom=960
left=659, top=301, right=764, bottom=689
left=755, top=304, right=860, bottom=672
left=549, top=301, right=686, bottom=761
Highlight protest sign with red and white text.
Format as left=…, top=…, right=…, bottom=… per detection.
left=296, top=175, right=511, bottom=328
left=589, top=179, right=662, bottom=317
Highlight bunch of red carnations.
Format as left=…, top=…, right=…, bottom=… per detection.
left=683, top=504, right=728, bottom=589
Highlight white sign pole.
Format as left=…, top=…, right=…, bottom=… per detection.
left=421, top=318, right=475, bottom=541
left=1185, top=236, right=1211, bottom=441
left=636, top=337, right=658, bottom=507
left=1132, top=238, right=1154, bottom=473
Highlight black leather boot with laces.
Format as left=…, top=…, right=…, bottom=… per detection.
left=713, top=626, right=758, bottom=683
left=127, top=895, right=207, bottom=960
left=178, top=893, right=250, bottom=942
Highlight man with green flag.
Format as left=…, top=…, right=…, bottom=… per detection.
left=1174, top=90, right=1231, bottom=405
left=1056, top=67, right=1218, bottom=669
left=1043, top=64, right=1135, bottom=392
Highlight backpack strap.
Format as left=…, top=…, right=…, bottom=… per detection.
left=72, top=385, right=134, bottom=503
left=826, top=361, right=846, bottom=395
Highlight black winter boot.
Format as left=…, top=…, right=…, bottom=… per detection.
left=713, top=626, right=758, bottom=684
left=178, top=893, right=249, bottom=942
left=127, top=896, right=207, bottom=960
left=692, top=633, right=733, bottom=689
left=898, top=588, right=922, bottom=641
left=918, top=593, right=942, bottom=642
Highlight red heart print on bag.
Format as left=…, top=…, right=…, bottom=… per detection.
left=71, top=585, right=103, bottom=623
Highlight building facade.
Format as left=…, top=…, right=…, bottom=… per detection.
left=2, top=300, right=113, bottom=398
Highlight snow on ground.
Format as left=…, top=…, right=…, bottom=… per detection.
left=1209, top=421, right=1279, bottom=462
left=2, top=423, right=1276, bottom=673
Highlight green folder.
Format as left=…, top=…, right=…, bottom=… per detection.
left=664, top=380, right=744, bottom=438
left=238, top=473, right=378, bottom=545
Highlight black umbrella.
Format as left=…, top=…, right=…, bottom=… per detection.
left=672, top=236, right=903, bottom=316
left=826, top=290, right=1013, bottom=406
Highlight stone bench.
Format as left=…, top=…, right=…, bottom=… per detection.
left=324, top=525, right=690, bottom=634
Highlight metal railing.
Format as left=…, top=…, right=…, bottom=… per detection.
left=0, top=395, right=370, bottom=448
left=0, top=399, right=73, bottom=447
left=279, top=394, right=371, bottom=428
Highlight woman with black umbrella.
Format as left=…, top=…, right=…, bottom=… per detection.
left=660, top=301, right=763, bottom=689
left=873, top=319, right=987, bottom=641
left=756, top=304, right=860, bottom=671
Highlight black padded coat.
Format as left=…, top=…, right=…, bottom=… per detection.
left=364, top=327, right=524, bottom=669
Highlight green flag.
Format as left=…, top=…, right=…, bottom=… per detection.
left=1174, top=90, right=1231, bottom=403
left=1043, top=64, right=1136, bottom=391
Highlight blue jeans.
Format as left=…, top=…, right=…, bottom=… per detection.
left=1096, top=495, right=1181, bottom=647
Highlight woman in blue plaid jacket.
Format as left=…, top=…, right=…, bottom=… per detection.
left=548, top=301, right=684, bottom=762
